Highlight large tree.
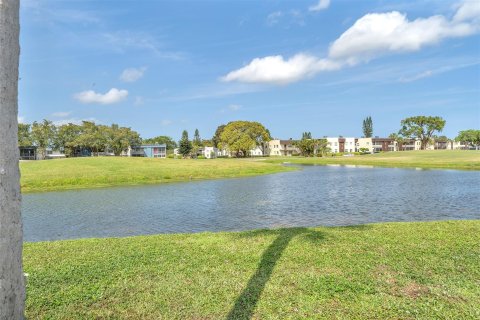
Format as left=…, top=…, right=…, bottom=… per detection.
left=143, top=135, right=177, bottom=151
left=0, top=0, right=25, bottom=317
left=107, top=124, right=141, bottom=156
left=178, top=130, right=192, bottom=158
left=219, top=121, right=270, bottom=157
left=54, top=123, right=82, bottom=157
left=362, top=116, right=373, bottom=138
left=399, top=116, right=446, bottom=150
left=456, top=129, right=480, bottom=150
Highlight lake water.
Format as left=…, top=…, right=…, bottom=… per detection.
left=23, top=165, right=480, bottom=242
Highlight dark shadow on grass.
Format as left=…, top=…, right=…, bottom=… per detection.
left=226, top=228, right=323, bottom=320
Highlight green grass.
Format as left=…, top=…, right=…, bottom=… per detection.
left=20, top=151, right=479, bottom=193
left=24, top=220, right=480, bottom=319
left=19, top=157, right=294, bottom=193
left=266, top=150, right=480, bottom=170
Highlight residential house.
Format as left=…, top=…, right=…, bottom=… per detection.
left=128, top=144, right=166, bottom=158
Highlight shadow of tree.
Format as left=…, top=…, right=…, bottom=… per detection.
left=226, top=227, right=323, bottom=320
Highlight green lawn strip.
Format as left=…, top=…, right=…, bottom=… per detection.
left=265, top=150, right=480, bottom=170
left=24, top=220, right=480, bottom=319
left=20, top=157, right=296, bottom=193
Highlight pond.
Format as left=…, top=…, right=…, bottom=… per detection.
left=23, top=165, right=480, bottom=242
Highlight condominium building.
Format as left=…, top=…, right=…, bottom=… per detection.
left=267, top=139, right=300, bottom=156
left=326, top=137, right=356, bottom=153
left=357, top=137, right=397, bottom=153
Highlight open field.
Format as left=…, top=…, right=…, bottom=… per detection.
left=24, top=220, right=480, bottom=319
left=19, top=157, right=294, bottom=193
left=266, top=150, right=480, bottom=170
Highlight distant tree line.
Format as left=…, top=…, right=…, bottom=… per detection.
left=18, top=120, right=141, bottom=159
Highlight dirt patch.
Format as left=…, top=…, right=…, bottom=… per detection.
left=400, top=282, right=429, bottom=299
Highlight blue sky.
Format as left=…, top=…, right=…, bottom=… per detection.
left=19, top=0, right=480, bottom=140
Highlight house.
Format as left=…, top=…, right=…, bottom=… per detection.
left=19, top=146, right=37, bottom=160
left=128, top=144, right=166, bottom=158
left=267, top=139, right=299, bottom=156
left=357, top=137, right=397, bottom=153
left=326, top=137, right=356, bottom=153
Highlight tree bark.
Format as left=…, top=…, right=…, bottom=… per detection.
left=0, top=0, right=25, bottom=318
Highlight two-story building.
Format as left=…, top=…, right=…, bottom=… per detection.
left=128, top=144, right=167, bottom=158
left=326, top=137, right=356, bottom=153
left=267, top=139, right=300, bottom=156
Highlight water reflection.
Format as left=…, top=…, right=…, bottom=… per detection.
left=23, top=166, right=480, bottom=242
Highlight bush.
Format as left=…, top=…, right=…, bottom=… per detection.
left=167, top=154, right=175, bottom=159
left=197, top=155, right=206, bottom=159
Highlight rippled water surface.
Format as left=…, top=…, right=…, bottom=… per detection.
left=23, top=165, right=480, bottom=241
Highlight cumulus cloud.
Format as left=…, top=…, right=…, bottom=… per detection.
left=223, top=1, right=480, bottom=85
left=329, top=10, right=479, bottom=65
left=309, top=0, right=330, bottom=12
left=74, top=88, right=128, bottom=105
left=222, top=54, right=341, bottom=85
left=120, top=67, right=147, bottom=82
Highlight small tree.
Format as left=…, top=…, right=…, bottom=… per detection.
left=399, top=116, right=446, bottom=150
left=219, top=121, right=270, bottom=157
left=178, top=130, right=192, bottom=158
left=362, top=116, right=373, bottom=138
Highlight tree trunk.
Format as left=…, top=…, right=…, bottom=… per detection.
left=0, top=0, right=25, bottom=318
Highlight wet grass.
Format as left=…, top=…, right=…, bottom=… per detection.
left=24, top=220, right=480, bottom=319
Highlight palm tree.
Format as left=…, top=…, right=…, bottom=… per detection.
left=0, top=0, right=25, bottom=317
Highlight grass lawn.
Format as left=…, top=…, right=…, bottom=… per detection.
left=266, top=150, right=480, bottom=170
left=20, top=151, right=479, bottom=193
left=19, top=157, right=294, bottom=193
left=24, top=220, right=480, bottom=319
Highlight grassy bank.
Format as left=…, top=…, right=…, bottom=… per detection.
left=24, top=220, right=480, bottom=319
left=266, top=150, right=480, bottom=170
left=20, top=157, right=294, bottom=193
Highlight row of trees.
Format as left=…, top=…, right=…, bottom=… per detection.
left=18, top=120, right=141, bottom=158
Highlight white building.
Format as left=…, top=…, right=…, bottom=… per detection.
left=326, top=137, right=356, bottom=153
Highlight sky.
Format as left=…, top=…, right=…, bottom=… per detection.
left=19, top=0, right=480, bottom=140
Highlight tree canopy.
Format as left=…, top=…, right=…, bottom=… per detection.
left=219, top=121, right=270, bottom=157
left=456, top=129, right=480, bottom=149
left=399, top=116, right=446, bottom=150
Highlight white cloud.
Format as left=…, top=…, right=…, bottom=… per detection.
left=309, top=0, right=330, bottom=12
left=398, top=70, right=434, bottom=83
left=267, top=11, right=283, bottom=26
left=120, top=67, right=147, bottom=82
left=161, top=120, right=172, bottom=126
left=18, top=116, right=25, bottom=124
left=52, top=118, right=100, bottom=126
left=453, top=0, right=480, bottom=23
left=329, top=11, right=479, bottom=65
left=74, top=88, right=128, bottom=105
left=52, top=111, right=71, bottom=118
left=221, top=54, right=341, bottom=85
left=224, top=1, right=480, bottom=85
